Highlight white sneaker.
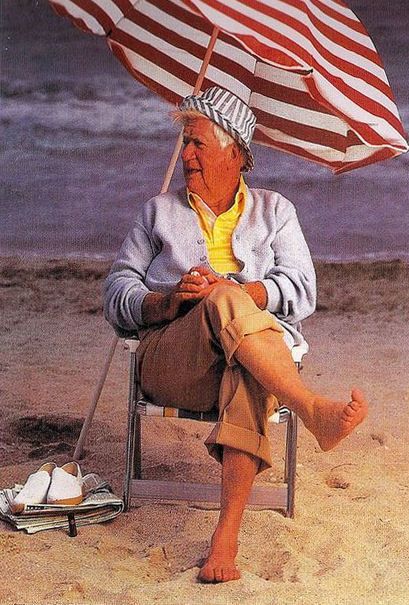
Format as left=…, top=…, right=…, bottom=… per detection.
left=46, top=461, right=83, bottom=506
left=11, top=462, right=56, bottom=514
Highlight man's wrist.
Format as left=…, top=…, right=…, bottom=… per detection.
left=238, top=281, right=268, bottom=310
left=142, top=292, right=171, bottom=325
left=160, top=292, right=173, bottom=321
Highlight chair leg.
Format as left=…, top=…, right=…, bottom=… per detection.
left=284, top=411, right=298, bottom=518
left=133, top=413, right=142, bottom=481
left=124, top=349, right=139, bottom=511
left=283, top=359, right=302, bottom=517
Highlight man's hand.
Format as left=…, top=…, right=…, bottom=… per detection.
left=187, top=266, right=234, bottom=293
left=162, top=269, right=211, bottom=321
left=141, top=266, right=268, bottom=326
left=141, top=268, right=214, bottom=325
left=189, top=266, right=268, bottom=309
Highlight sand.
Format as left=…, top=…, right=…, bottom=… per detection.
left=1, top=257, right=409, bottom=604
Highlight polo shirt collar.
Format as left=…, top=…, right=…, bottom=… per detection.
left=187, top=175, right=247, bottom=217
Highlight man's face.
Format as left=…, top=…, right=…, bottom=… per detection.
left=181, top=117, right=240, bottom=201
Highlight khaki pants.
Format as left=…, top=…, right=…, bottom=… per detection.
left=137, top=285, right=284, bottom=472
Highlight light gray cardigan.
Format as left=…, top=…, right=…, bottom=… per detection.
left=104, top=186, right=316, bottom=344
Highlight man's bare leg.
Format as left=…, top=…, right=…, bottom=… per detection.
left=235, top=329, right=368, bottom=451
left=200, top=328, right=368, bottom=583
left=198, top=447, right=258, bottom=583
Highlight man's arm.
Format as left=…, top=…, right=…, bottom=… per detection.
left=104, top=218, right=156, bottom=334
left=259, top=201, right=316, bottom=324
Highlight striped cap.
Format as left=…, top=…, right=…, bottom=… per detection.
left=179, top=87, right=256, bottom=172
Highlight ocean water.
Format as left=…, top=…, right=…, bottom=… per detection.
left=1, top=0, right=409, bottom=262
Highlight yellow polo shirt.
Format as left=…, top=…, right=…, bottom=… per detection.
left=188, top=176, right=246, bottom=274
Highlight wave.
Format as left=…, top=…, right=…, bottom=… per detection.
left=1, top=78, right=178, bottom=149
left=0, top=76, right=154, bottom=100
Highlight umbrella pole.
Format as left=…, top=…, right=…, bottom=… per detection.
left=73, top=335, right=119, bottom=460
left=160, top=25, right=220, bottom=193
left=73, top=26, right=220, bottom=460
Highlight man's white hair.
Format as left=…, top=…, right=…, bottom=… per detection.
left=172, top=109, right=235, bottom=149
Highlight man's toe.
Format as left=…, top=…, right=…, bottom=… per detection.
left=198, top=563, right=211, bottom=583
left=344, top=405, right=356, bottom=418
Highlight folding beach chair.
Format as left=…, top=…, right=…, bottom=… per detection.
left=123, top=338, right=308, bottom=518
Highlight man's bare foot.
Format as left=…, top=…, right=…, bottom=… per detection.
left=198, top=528, right=240, bottom=583
left=306, top=388, right=368, bottom=451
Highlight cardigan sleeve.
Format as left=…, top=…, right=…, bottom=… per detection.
left=103, top=218, right=155, bottom=335
left=260, top=199, right=316, bottom=324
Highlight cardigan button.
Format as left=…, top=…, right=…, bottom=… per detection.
left=200, top=256, right=207, bottom=262
left=197, top=238, right=205, bottom=244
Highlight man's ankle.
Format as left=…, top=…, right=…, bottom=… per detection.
left=289, top=391, right=316, bottom=425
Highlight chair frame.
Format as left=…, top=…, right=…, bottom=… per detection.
left=123, top=338, right=307, bottom=518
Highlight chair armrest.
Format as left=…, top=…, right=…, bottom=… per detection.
left=125, top=338, right=308, bottom=361
left=124, top=338, right=140, bottom=353
left=291, top=340, right=309, bottom=363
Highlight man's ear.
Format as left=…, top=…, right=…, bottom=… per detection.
left=230, top=143, right=244, bottom=166
left=230, top=143, right=240, bottom=159
left=230, top=143, right=246, bottom=170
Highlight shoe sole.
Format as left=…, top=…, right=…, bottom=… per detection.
left=47, top=494, right=84, bottom=506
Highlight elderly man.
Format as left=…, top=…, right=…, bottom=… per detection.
left=104, top=87, right=368, bottom=583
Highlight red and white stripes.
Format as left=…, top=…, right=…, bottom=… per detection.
left=49, top=0, right=408, bottom=173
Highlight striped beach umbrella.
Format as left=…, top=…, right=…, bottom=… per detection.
left=48, top=0, right=407, bottom=174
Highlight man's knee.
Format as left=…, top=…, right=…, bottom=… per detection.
left=199, top=283, right=258, bottom=339
left=204, top=283, right=252, bottom=313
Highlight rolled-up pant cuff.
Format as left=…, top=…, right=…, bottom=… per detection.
left=208, top=297, right=283, bottom=366
left=205, top=420, right=273, bottom=473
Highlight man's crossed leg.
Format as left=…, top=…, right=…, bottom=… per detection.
left=137, top=285, right=368, bottom=583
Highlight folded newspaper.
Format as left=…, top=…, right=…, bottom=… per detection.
left=0, top=473, right=124, bottom=534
